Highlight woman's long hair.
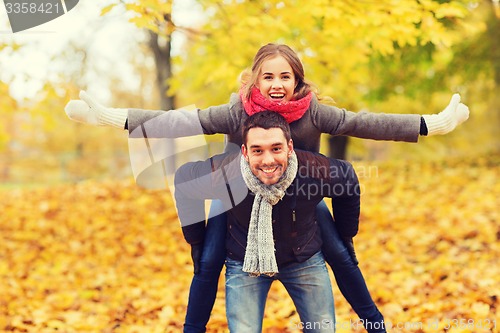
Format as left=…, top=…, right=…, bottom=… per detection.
left=240, top=43, right=318, bottom=101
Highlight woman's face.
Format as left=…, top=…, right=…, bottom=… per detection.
left=255, top=55, right=296, bottom=102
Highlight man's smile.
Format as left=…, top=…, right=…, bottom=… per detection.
left=260, top=166, right=280, bottom=174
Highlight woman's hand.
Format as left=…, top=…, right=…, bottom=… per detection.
left=65, top=90, right=128, bottom=129
left=423, top=93, right=470, bottom=136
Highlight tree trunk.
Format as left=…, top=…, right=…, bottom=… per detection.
left=148, top=29, right=176, bottom=171
left=487, top=1, right=500, bottom=130
left=488, top=1, right=500, bottom=85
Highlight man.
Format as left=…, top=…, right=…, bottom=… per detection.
left=175, top=111, right=361, bottom=332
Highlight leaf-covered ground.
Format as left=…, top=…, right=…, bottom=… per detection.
left=1, top=156, right=498, bottom=333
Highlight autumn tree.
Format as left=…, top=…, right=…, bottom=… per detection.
left=0, top=82, right=18, bottom=181
left=102, top=0, right=191, bottom=169
left=363, top=0, right=499, bottom=158
left=94, top=0, right=494, bottom=161
left=447, top=0, right=500, bottom=137
left=170, top=0, right=483, bottom=159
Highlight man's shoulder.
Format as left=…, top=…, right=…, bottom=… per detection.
left=295, top=150, right=330, bottom=181
left=207, top=151, right=243, bottom=185
left=295, top=150, right=353, bottom=181
left=210, top=151, right=241, bottom=169
left=175, top=151, right=241, bottom=183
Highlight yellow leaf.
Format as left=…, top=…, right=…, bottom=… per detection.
left=100, top=3, right=117, bottom=16
left=434, top=3, right=467, bottom=19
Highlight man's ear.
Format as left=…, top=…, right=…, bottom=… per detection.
left=287, top=139, right=294, bottom=157
left=241, top=144, right=249, bottom=161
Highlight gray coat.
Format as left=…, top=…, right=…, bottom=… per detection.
left=127, top=93, right=421, bottom=153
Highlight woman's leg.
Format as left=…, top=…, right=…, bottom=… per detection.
left=184, top=200, right=227, bottom=333
left=317, top=200, right=387, bottom=333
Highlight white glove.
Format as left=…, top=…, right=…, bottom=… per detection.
left=64, top=90, right=128, bottom=129
left=422, top=93, right=470, bottom=136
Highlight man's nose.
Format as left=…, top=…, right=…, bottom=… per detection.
left=262, top=151, right=274, bottom=164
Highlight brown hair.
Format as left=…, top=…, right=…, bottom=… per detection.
left=240, top=43, right=317, bottom=101
left=242, top=111, right=292, bottom=146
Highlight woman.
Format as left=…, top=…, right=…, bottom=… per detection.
left=65, top=43, right=469, bottom=333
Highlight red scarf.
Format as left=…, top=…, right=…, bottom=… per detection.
left=240, top=87, right=312, bottom=123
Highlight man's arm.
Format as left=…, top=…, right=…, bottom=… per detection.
left=174, top=152, right=247, bottom=274
left=325, top=159, right=361, bottom=264
left=327, top=159, right=361, bottom=238
left=174, top=159, right=216, bottom=234
left=175, top=159, right=221, bottom=274
left=174, top=152, right=248, bottom=242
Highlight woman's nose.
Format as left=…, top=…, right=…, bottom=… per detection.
left=271, top=78, right=283, bottom=88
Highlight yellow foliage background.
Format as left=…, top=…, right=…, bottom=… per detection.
left=0, top=1, right=498, bottom=332
left=1, top=155, right=498, bottom=332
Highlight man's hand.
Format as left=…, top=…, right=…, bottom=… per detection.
left=64, top=90, right=128, bottom=129
left=342, top=237, right=359, bottom=266
left=190, top=243, right=204, bottom=275
left=423, top=93, right=470, bottom=136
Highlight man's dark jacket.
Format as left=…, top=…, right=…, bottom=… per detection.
left=174, top=149, right=360, bottom=268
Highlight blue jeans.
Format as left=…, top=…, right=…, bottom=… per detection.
left=316, top=200, right=386, bottom=333
left=184, top=200, right=386, bottom=333
left=183, top=200, right=227, bottom=333
left=225, top=252, right=335, bottom=333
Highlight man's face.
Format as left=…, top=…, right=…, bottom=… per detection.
left=242, top=127, right=293, bottom=185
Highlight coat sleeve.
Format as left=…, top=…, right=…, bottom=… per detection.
left=312, top=100, right=421, bottom=142
left=326, top=159, right=360, bottom=238
left=174, top=152, right=248, bottom=244
left=174, top=159, right=213, bottom=244
left=126, top=95, right=243, bottom=188
left=196, top=94, right=244, bottom=135
left=127, top=94, right=243, bottom=139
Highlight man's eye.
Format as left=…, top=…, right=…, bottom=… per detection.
left=273, top=147, right=282, bottom=152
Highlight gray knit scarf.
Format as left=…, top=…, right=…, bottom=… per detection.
left=240, top=151, right=298, bottom=276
